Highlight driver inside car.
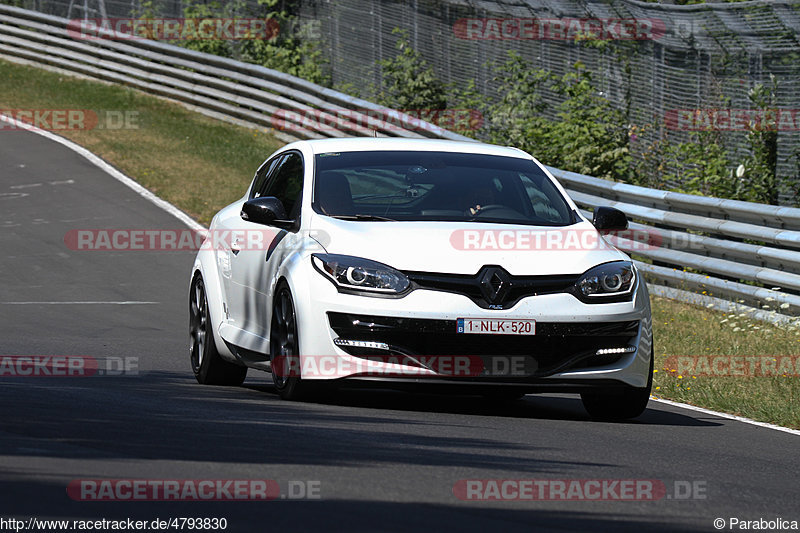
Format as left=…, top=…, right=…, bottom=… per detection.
left=463, top=181, right=499, bottom=216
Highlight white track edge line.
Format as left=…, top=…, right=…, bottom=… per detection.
left=0, top=301, right=159, bottom=305
left=651, top=397, right=800, bottom=436
left=0, top=113, right=203, bottom=231
left=3, top=113, right=798, bottom=438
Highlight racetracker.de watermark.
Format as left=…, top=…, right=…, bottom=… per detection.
left=453, top=17, right=666, bottom=41
left=272, top=354, right=493, bottom=378
left=453, top=479, right=707, bottom=501
left=67, top=479, right=321, bottom=501
left=270, top=108, right=483, bottom=134
left=449, top=228, right=665, bottom=252
left=63, top=228, right=328, bottom=251
left=0, top=356, right=138, bottom=377
left=0, top=110, right=139, bottom=131
left=664, top=355, right=800, bottom=377
left=67, top=18, right=280, bottom=40
left=64, top=227, right=705, bottom=253
left=665, top=108, right=800, bottom=131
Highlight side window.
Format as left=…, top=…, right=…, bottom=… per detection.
left=519, top=173, right=570, bottom=222
left=261, top=152, right=304, bottom=219
left=251, top=154, right=284, bottom=199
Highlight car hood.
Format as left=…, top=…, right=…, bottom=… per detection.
left=308, top=215, right=629, bottom=276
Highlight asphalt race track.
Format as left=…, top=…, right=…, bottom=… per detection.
left=1, top=129, right=798, bottom=532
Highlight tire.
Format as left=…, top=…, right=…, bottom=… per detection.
left=580, top=346, right=653, bottom=420
left=270, top=282, right=325, bottom=401
left=189, top=274, right=247, bottom=386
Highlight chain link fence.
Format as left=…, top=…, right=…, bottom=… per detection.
left=5, top=0, right=800, bottom=204
left=298, top=0, right=800, bottom=205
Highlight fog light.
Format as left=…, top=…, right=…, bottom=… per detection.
left=334, top=338, right=390, bottom=350
left=595, top=346, right=637, bottom=356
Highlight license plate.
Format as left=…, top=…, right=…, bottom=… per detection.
left=457, top=318, right=536, bottom=335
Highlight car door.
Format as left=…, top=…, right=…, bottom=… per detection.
left=231, top=151, right=304, bottom=345
left=216, top=154, right=283, bottom=338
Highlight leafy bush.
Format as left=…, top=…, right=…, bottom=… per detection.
left=544, top=62, right=631, bottom=181
left=484, top=53, right=631, bottom=181
left=663, top=130, right=736, bottom=198
left=177, top=0, right=329, bottom=85
left=238, top=0, right=329, bottom=86
left=180, top=0, right=234, bottom=59
left=369, top=39, right=788, bottom=205
left=374, top=28, right=447, bottom=111
left=738, top=78, right=779, bottom=204
left=480, top=51, right=550, bottom=150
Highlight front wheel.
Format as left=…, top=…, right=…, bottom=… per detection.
left=190, top=274, right=247, bottom=386
left=580, top=346, right=653, bottom=420
left=270, top=282, right=326, bottom=401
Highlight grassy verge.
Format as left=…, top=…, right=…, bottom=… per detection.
left=652, top=298, right=799, bottom=428
left=0, top=59, right=282, bottom=225
left=2, top=58, right=798, bottom=428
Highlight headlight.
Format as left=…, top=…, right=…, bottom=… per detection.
left=312, top=254, right=410, bottom=295
left=574, top=261, right=636, bottom=302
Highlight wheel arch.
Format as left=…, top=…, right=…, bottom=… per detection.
left=191, top=254, right=236, bottom=363
left=271, top=253, right=315, bottom=357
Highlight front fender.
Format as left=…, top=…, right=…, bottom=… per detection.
left=191, top=239, right=237, bottom=363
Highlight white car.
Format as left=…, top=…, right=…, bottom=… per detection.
left=189, top=138, right=653, bottom=419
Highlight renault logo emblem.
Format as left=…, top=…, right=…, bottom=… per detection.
left=478, top=267, right=511, bottom=305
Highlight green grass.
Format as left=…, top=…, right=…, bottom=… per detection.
left=653, top=297, right=800, bottom=428
left=0, top=59, right=282, bottom=224
left=2, top=58, right=799, bottom=428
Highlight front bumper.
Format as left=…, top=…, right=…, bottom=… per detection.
left=328, top=312, right=639, bottom=379
left=292, top=265, right=653, bottom=390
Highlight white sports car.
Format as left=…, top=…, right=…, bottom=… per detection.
left=189, top=138, right=653, bottom=419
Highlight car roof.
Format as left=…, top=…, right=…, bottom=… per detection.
left=295, top=137, right=532, bottom=159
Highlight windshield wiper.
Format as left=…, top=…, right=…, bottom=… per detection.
left=330, top=214, right=397, bottom=222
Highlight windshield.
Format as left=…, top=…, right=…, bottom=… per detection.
left=312, top=150, right=576, bottom=226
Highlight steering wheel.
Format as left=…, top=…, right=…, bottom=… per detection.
left=469, top=204, right=506, bottom=214
left=467, top=204, right=529, bottom=221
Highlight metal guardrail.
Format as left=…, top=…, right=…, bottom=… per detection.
left=0, top=4, right=472, bottom=142
left=1, top=4, right=798, bottom=323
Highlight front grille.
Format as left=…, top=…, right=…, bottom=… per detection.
left=404, top=266, right=579, bottom=309
left=328, top=312, right=639, bottom=380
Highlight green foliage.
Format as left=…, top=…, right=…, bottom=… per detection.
left=791, top=148, right=800, bottom=207
left=144, top=6, right=788, bottom=206
left=630, top=125, right=670, bottom=189
left=545, top=62, right=632, bottom=180
left=131, top=0, right=162, bottom=19
left=180, top=0, right=234, bottom=59
left=239, top=0, right=329, bottom=86
left=375, top=28, right=447, bottom=111
left=484, top=53, right=631, bottom=181
left=482, top=51, right=550, bottom=150
left=663, top=130, right=737, bottom=198
left=448, top=79, right=489, bottom=138
left=367, top=38, right=787, bottom=205
left=332, top=82, right=363, bottom=99
left=738, top=77, right=779, bottom=205
left=176, top=0, right=329, bottom=86
left=650, top=78, right=782, bottom=205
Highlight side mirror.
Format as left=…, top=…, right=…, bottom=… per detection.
left=592, top=206, right=628, bottom=231
left=241, top=197, right=294, bottom=229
